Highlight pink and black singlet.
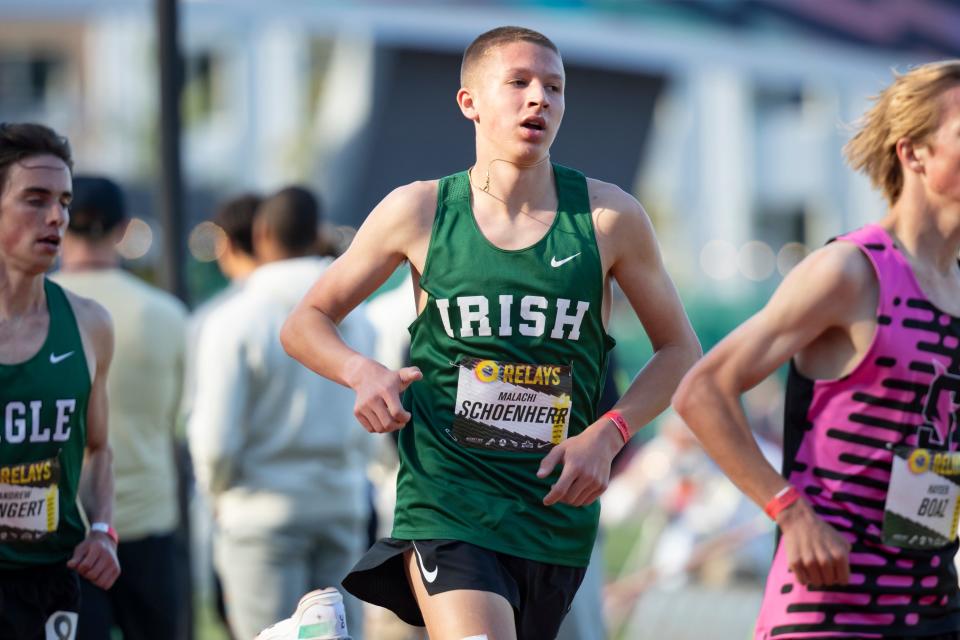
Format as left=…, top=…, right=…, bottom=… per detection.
left=755, top=224, right=960, bottom=639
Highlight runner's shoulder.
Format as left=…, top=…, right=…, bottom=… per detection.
left=584, top=177, right=652, bottom=240
left=377, top=180, right=438, bottom=226
left=61, top=289, right=113, bottom=340
left=791, top=240, right=876, bottom=299
left=360, top=180, right=438, bottom=246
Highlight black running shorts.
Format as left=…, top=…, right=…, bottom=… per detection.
left=342, top=538, right=586, bottom=640
left=0, top=563, right=80, bottom=640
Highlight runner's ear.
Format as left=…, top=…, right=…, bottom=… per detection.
left=457, top=87, right=479, bottom=123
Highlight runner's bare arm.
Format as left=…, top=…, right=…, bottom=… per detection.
left=65, top=294, right=120, bottom=589
left=673, top=242, right=877, bottom=586
left=594, top=181, right=701, bottom=436
left=539, top=182, right=701, bottom=507
left=281, top=182, right=435, bottom=433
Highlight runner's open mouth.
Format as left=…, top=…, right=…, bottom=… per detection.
left=521, top=118, right=545, bottom=131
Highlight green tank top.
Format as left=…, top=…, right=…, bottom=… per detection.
left=395, top=164, right=614, bottom=567
left=0, top=279, right=90, bottom=568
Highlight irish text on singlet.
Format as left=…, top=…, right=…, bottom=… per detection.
left=394, top=164, right=614, bottom=567
left=755, top=224, right=960, bottom=639
left=0, top=279, right=89, bottom=568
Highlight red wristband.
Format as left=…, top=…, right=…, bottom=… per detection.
left=91, top=522, right=119, bottom=546
left=603, top=410, right=631, bottom=444
left=764, top=485, right=800, bottom=521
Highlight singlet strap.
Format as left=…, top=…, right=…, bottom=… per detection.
left=439, top=171, right=470, bottom=206
left=553, top=164, right=591, bottom=222
left=43, top=279, right=84, bottom=355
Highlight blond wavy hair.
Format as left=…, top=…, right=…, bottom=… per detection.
left=845, top=60, right=960, bottom=205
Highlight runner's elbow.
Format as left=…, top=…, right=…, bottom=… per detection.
left=279, top=314, right=301, bottom=359
left=678, top=337, right=703, bottom=374
left=671, top=366, right=706, bottom=419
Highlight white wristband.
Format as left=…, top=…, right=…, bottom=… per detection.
left=90, top=522, right=118, bottom=545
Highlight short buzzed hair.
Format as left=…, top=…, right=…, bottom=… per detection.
left=460, top=26, right=560, bottom=87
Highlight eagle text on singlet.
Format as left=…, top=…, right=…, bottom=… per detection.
left=2, top=400, right=76, bottom=443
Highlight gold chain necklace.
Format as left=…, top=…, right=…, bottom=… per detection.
left=467, top=155, right=554, bottom=228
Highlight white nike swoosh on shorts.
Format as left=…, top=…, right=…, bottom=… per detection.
left=412, top=542, right=439, bottom=584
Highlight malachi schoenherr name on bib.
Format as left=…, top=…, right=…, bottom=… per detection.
left=451, top=357, right=572, bottom=452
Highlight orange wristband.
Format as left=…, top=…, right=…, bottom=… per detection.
left=603, top=410, right=631, bottom=444
left=764, top=485, right=800, bottom=521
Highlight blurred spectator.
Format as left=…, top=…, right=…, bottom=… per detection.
left=188, top=186, right=376, bottom=640
left=365, top=270, right=416, bottom=373
left=183, top=192, right=262, bottom=640
left=602, top=409, right=779, bottom=633
left=54, top=175, right=188, bottom=640
left=361, top=270, right=417, bottom=552
left=557, top=353, right=623, bottom=640
left=183, top=193, right=262, bottom=417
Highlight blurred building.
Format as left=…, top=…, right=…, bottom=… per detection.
left=2, top=0, right=957, bottom=298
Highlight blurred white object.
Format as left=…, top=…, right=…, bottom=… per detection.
left=255, top=587, right=352, bottom=640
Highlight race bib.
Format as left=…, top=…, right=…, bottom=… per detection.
left=882, top=446, right=960, bottom=549
left=0, top=455, right=60, bottom=543
left=450, top=358, right=573, bottom=452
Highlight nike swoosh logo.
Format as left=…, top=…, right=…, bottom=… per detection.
left=550, top=253, right=581, bottom=268
left=412, top=542, right=438, bottom=584
left=49, top=351, right=75, bottom=364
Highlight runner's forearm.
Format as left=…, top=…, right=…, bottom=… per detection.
left=281, top=306, right=375, bottom=388
left=79, top=443, right=114, bottom=525
left=674, top=371, right=787, bottom=508
left=612, top=341, right=700, bottom=436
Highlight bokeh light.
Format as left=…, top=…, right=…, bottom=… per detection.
left=116, top=218, right=153, bottom=260
left=738, top=240, right=775, bottom=281
left=188, top=221, right=226, bottom=263
left=777, top=242, right=809, bottom=276
left=699, top=239, right=738, bottom=280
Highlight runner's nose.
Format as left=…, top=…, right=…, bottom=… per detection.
left=48, top=202, right=68, bottom=229
left=527, top=82, right=549, bottom=109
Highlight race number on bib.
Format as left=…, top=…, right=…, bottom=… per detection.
left=0, top=455, right=60, bottom=542
left=451, top=357, right=572, bottom=452
left=882, top=446, right=960, bottom=549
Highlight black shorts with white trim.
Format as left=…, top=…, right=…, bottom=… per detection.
left=342, top=537, right=586, bottom=640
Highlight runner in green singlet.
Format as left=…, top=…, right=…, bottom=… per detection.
left=282, top=27, right=701, bottom=640
left=0, top=123, right=119, bottom=639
